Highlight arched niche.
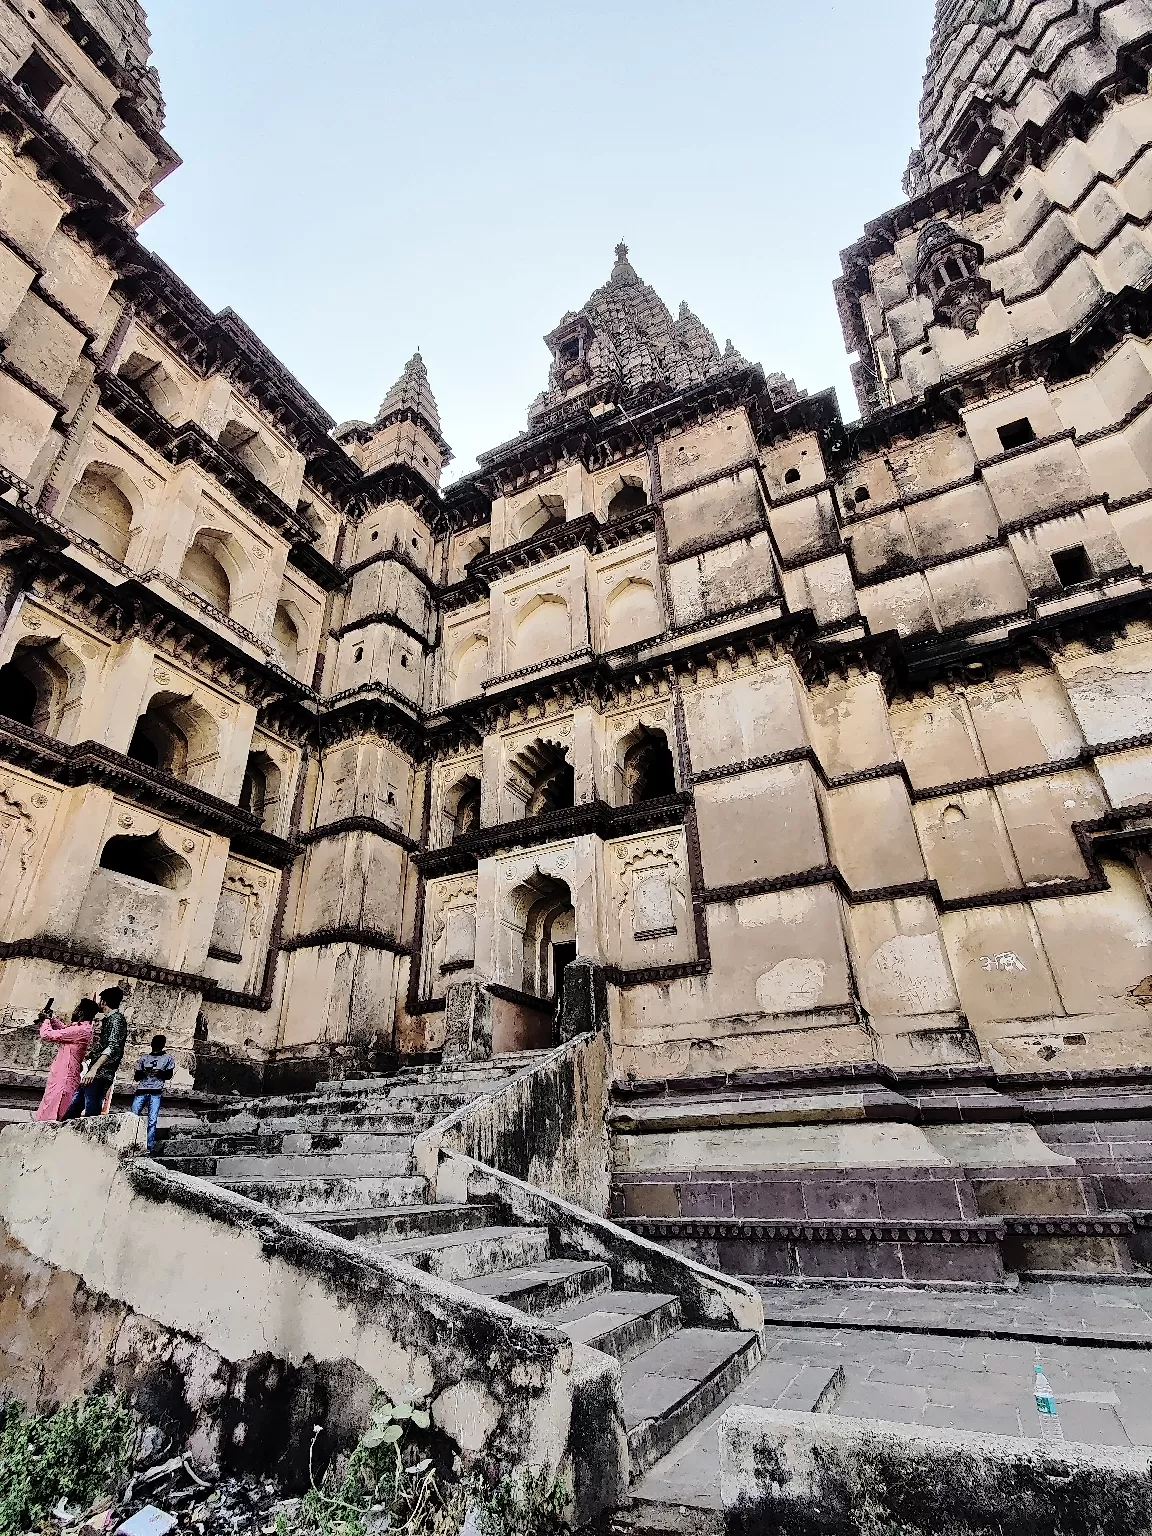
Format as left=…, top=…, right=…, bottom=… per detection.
left=76, top=829, right=192, bottom=966
left=442, top=772, right=481, bottom=845
left=220, top=417, right=279, bottom=489
left=603, top=576, right=661, bottom=651
left=117, top=349, right=184, bottom=421
left=271, top=601, right=301, bottom=673
left=99, top=831, right=192, bottom=890
left=59, top=462, right=139, bottom=562
left=617, top=723, right=678, bottom=806
left=511, top=493, right=565, bottom=544
left=512, top=593, right=570, bottom=670
left=0, top=636, right=84, bottom=739
left=450, top=633, right=488, bottom=702
left=504, top=869, right=575, bottom=1000
left=179, top=531, right=233, bottom=613
left=240, top=749, right=283, bottom=832
left=508, top=737, right=574, bottom=820
left=128, top=690, right=221, bottom=790
left=604, top=475, right=648, bottom=521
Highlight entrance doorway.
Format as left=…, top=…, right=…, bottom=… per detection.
left=552, top=942, right=577, bottom=1004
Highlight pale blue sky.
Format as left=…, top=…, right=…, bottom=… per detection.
left=142, top=1, right=934, bottom=477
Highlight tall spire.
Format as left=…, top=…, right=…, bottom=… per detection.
left=333, top=350, right=451, bottom=485
left=376, top=349, right=442, bottom=437
left=911, top=0, right=1134, bottom=194
left=522, top=241, right=776, bottom=432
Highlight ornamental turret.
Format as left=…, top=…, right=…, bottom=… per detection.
left=333, top=351, right=452, bottom=489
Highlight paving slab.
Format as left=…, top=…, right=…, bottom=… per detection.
left=758, top=1278, right=1152, bottom=1344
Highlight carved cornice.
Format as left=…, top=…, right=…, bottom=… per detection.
left=0, top=504, right=319, bottom=735
left=299, top=815, right=418, bottom=854
left=280, top=926, right=410, bottom=956
left=416, top=794, right=690, bottom=877
left=0, top=718, right=297, bottom=866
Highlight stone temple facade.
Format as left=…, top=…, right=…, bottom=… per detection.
left=4, top=0, right=1152, bottom=1288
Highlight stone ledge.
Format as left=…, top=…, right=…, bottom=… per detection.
left=619, top=1216, right=1005, bottom=1245
left=719, top=1406, right=1152, bottom=1536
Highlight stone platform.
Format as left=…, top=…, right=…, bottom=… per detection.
left=628, top=1279, right=1152, bottom=1516
left=610, top=1065, right=1152, bottom=1286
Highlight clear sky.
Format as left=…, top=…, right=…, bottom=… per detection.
left=141, top=1, right=934, bottom=479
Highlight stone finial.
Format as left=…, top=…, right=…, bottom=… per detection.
left=610, top=241, right=639, bottom=287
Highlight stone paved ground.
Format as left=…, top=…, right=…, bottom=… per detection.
left=755, top=1278, right=1152, bottom=1345
left=633, top=1281, right=1152, bottom=1511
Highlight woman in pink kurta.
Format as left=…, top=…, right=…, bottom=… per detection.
left=35, top=999, right=99, bottom=1122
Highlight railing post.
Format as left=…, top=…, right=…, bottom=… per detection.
left=559, top=956, right=608, bottom=1043
left=442, top=980, right=493, bottom=1063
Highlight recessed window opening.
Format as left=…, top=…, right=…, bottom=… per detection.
left=0, top=641, right=74, bottom=736
left=854, top=486, right=870, bottom=504
left=14, top=49, right=65, bottom=110
left=1051, top=544, right=1093, bottom=587
left=240, top=757, right=268, bottom=823
left=99, top=832, right=189, bottom=890
left=1013, top=187, right=1024, bottom=200
left=784, top=467, right=801, bottom=485
left=623, top=729, right=677, bottom=805
left=400, top=653, right=409, bottom=668
left=127, top=694, right=216, bottom=786
left=997, top=418, right=1036, bottom=451
left=0, top=658, right=39, bottom=727
left=371, top=529, right=379, bottom=541
left=559, top=338, right=580, bottom=365
left=179, top=534, right=231, bottom=614
left=944, top=258, right=963, bottom=283
left=354, top=645, right=364, bottom=663
left=607, top=483, right=648, bottom=521
left=449, top=775, right=481, bottom=842
left=128, top=714, right=180, bottom=773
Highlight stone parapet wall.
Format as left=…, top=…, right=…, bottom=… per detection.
left=720, top=1405, right=1152, bottom=1536
left=0, top=1116, right=623, bottom=1507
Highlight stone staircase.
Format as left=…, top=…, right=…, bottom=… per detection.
left=155, top=1050, right=762, bottom=1482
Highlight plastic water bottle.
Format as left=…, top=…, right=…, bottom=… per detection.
left=1034, top=1362, right=1065, bottom=1444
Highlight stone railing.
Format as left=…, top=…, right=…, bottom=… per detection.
left=413, top=1028, right=763, bottom=1334
left=0, top=1116, right=623, bottom=1514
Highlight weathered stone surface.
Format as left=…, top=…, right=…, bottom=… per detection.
left=719, top=1406, right=1152, bottom=1536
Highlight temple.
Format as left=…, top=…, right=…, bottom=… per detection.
left=4, top=0, right=1152, bottom=1505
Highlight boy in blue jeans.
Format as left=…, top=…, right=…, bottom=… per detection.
left=131, top=1034, right=175, bottom=1153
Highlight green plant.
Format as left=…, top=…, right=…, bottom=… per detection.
left=472, top=1466, right=568, bottom=1536
left=0, top=1394, right=133, bottom=1536
left=298, top=1399, right=463, bottom=1536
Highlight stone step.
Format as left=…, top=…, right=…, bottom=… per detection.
left=459, top=1258, right=612, bottom=1316
left=547, top=1291, right=683, bottom=1364
left=622, top=1329, right=762, bottom=1479
left=299, top=1203, right=508, bottom=1243
left=162, top=1130, right=415, bottom=1159
left=204, top=1150, right=414, bottom=1179
left=208, top=1173, right=428, bottom=1215
left=322, top=1071, right=515, bottom=1094
left=195, top=1109, right=437, bottom=1136
left=374, top=1225, right=552, bottom=1282
left=629, top=1358, right=843, bottom=1513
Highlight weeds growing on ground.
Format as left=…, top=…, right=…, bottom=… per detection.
left=289, top=1399, right=569, bottom=1536
left=0, top=1393, right=134, bottom=1536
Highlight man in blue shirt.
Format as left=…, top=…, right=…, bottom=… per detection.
left=131, top=1034, right=175, bottom=1153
